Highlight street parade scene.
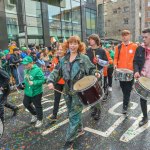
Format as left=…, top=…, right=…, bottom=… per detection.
left=0, top=0, right=150, bottom=150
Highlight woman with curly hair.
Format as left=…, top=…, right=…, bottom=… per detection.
left=47, top=35, right=100, bottom=149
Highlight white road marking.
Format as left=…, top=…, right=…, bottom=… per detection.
left=43, top=101, right=66, bottom=112
left=120, top=105, right=150, bottom=142
left=84, top=115, right=126, bottom=137
left=42, top=106, right=91, bottom=136
left=42, top=93, right=54, bottom=98
left=108, top=102, right=138, bottom=116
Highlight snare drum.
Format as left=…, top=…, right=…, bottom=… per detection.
left=134, top=77, right=150, bottom=100
left=114, top=68, right=133, bottom=81
left=73, top=76, right=103, bottom=106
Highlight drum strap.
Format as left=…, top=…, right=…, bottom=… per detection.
left=117, top=44, right=122, bottom=65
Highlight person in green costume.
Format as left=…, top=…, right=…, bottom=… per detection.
left=22, top=56, right=45, bottom=128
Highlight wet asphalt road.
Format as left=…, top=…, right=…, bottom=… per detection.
left=0, top=80, right=150, bottom=150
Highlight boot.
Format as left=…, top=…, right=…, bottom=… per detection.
left=122, top=104, right=128, bottom=114
left=91, top=107, right=97, bottom=117
left=94, top=109, right=101, bottom=120
left=139, top=117, right=148, bottom=127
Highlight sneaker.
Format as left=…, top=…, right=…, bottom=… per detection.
left=108, top=87, right=112, bottom=92
left=35, top=120, right=43, bottom=128
left=47, top=114, right=57, bottom=121
left=139, top=117, right=148, bottom=127
left=62, top=141, right=74, bottom=150
left=76, top=129, right=85, bottom=138
left=31, top=115, right=37, bottom=123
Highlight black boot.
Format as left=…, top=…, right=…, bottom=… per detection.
left=91, top=107, right=97, bottom=117
left=12, top=107, right=19, bottom=116
left=94, top=109, right=101, bottom=120
left=139, top=117, right=148, bottom=127
left=122, top=105, right=128, bottom=114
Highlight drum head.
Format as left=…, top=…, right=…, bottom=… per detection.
left=73, top=76, right=97, bottom=91
left=138, top=77, right=150, bottom=91
left=116, top=68, right=133, bottom=73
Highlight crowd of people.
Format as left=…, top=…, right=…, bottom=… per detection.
left=0, top=28, right=150, bottom=149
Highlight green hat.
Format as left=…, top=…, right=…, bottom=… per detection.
left=3, top=49, right=9, bottom=55
left=22, top=56, right=33, bottom=65
left=0, top=52, right=5, bottom=59
left=21, top=47, right=27, bottom=51
left=105, top=43, right=111, bottom=48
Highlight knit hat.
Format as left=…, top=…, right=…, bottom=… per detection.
left=21, top=47, right=27, bottom=51
left=3, top=49, right=10, bottom=55
left=105, top=43, right=111, bottom=48
left=0, top=52, right=5, bottom=59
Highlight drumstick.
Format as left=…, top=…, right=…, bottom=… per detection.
left=53, top=88, right=66, bottom=95
left=93, top=50, right=98, bottom=72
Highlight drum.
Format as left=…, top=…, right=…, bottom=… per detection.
left=114, top=68, right=133, bottom=81
left=134, top=77, right=150, bottom=100
left=73, top=76, right=103, bottom=106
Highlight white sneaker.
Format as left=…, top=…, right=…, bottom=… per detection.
left=35, top=120, right=43, bottom=128
left=31, top=115, right=37, bottom=123
left=108, top=87, right=112, bottom=92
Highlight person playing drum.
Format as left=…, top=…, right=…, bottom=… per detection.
left=114, top=30, right=137, bottom=114
left=134, top=28, right=150, bottom=126
left=87, top=34, right=108, bottom=120
left=47, top=36, right=101, bottom=149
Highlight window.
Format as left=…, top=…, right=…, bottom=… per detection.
left=113, top=9, right=117, bottom=14
left=85, top=8, right=96, bottom=37
left=124, top=18, right=129, bottom=24
left=123, top=6, right=129, bottom=12
left=148, top=1, right=150, bottom=7
left=147, top=11, right=150, bottom=18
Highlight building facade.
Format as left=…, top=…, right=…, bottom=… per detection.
left=145, top=0, right=150, bottom=28
left=0, top=0, right=97, bottom=49
left=97, top=0, right=144, bottom=42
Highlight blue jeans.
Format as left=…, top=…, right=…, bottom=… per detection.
left=12, top=68, right=19, bottom=85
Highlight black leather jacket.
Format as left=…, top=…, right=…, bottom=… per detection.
left=133, top=46, right=145, bottom=73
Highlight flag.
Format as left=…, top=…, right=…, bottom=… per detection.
left=50, top=37, right=56, bottom=43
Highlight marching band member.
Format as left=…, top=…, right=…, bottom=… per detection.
left=47, top=36, right=100, bottom=149
left=114, top=30, right=137, bottom=114
left=47, top=43, right=65, bottom=121
left=134, top=28, right=150, bottom=126
left=87, top=34, right=108, bottom=120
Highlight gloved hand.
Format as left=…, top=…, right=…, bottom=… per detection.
left=93, top=57, right=98, bottom=64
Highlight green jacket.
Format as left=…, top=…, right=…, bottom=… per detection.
left=24, top=64, right=45, bottom=97
left=47, top=52, right=97, bottom=94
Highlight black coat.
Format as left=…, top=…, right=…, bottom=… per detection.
left=10, top=54, right=21, bottom=66
left=133, top=46, right=145, bottom=74
left=86, top=47, right=108, bottom=71
left=0, top=68, right=10, bottom=89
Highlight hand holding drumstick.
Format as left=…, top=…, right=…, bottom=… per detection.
left=48, top=83, right=66, bottom=95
